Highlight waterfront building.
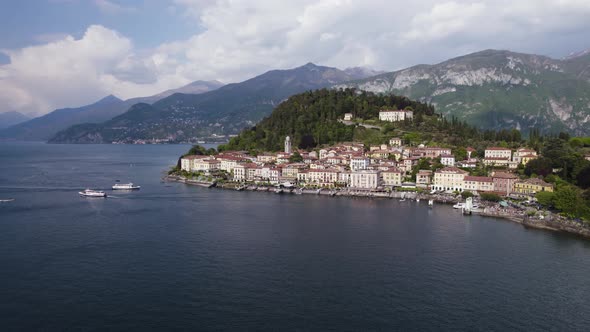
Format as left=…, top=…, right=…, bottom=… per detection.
left=432, top=167, right=468, bottom=192
left=491, top=171, right=519, bottom=196
left=218, top=156, right=242, bottom=173
left=463, top=176, right=494, bottom=192
left=255, top=166, right=280, bottom=184
left=440, top=154, right=455, bottom=166
left=180, top=155, right=207, bottom=172
left=193, top=158, right=221, bottom=172
left=378, top=109, right=413, bottom=122
left=416, top=170, right=433, bottom=186
left=350, top=170, right=380, bottom=189
left=381, top=167, right=403, bottom=187
left=233, top=164, right=246, bottom=181
left=281, top=164, right=306, bottom=181
left=513, top=178, right=554, bottom=195
left=307, top=169, right=339, bottom=187
left=233, top=163, right=257, bottom=182
left=284, top=136, right=292, bottom=154
left=338, top=171, right=352, bottom=186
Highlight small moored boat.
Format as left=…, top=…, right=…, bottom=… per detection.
left=79, top=189, right=107, bottom=198
left=453, top=202, right=466, bottom=209
left=112, top=183, right=140, bottom=190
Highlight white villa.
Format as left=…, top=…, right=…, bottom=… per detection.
left=379, top=109, right=413, bottom=122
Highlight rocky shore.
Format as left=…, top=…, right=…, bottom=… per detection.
left=165, top=175, right=590, bottom=240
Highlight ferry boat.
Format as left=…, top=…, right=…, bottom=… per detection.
left=112, top=183, right=140, bottom=190
left=79, top=189, right=107, bottom=198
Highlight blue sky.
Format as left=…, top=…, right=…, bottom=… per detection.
left=1, top=0, right=589, bottom=116
left=0, top=1, right=198, bottom=50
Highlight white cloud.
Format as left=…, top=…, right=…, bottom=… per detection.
left=0, top=25, right=187, bottom=116
left=1, top=0, right=590, bottom=116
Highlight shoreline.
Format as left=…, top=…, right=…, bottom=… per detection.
left=164, top=175, right=590, bottom=240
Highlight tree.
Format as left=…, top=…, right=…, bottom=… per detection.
left=524, top=157, right=553, bottom=177
left=187, top=144, right=215, bottom=156
left=574, top=164, right=590, bottom=189
left=289, top=151, right=304, bottom=163
left=480, top=193, right=501, bottom=202
left=558, top=131, right=570, bottom=141
left=461, top=191, right=474, bottom=199
left=554, top=185, right=582, bottom=217
left=536, top=191, right=555, bottom=208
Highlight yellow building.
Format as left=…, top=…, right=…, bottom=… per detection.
left=432, top=167, right=468, bottom=192
left=381, top=167, right=403, bottom=186
left=513, top=178, right=553, bottom=195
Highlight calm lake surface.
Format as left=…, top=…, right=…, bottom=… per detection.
left=1, top=142, right=590, bottom=331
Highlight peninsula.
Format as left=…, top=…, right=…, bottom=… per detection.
left=168, top=89, right=590, bottom=237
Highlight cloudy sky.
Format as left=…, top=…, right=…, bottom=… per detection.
left=1, top=0, right=589, bottom=116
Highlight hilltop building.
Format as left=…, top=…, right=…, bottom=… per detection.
left=379, top=109, right=413, bottom=122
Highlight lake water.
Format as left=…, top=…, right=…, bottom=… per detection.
left=1, top=142, right=590, bottom=331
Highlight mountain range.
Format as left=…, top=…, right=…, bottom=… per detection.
left=0, top=111, right=30, bottom=129
left=49, top=63, right=378, bottom=143
left=8, top=49, right=590, bottom=144
left=336, top=49, right=590, bottom=135
left=0, top=80, right=224, bottom=141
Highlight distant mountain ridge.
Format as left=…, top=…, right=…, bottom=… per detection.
left=335, top=49, right=590, bottom=135
left=0, top=111, right=30, bottom=129
left=50, top=63, right=378, bottom=143
left=0, top=80, right=224, bottom=141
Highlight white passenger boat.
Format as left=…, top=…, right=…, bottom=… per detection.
left=79, top=189, right=107, bottom=197
left=453, top=202, right=466, bottom=209
left=112, top=183, right=140, bottom=190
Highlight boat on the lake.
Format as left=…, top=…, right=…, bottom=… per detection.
left=112, top=183, right=140, bottom=190
left=0, top=198, right=15, bottom=203
left=453, top=202, right=466, bottom=209
left=79, top=189, right=107, bottom=197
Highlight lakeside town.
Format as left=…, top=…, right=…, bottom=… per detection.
left=168, top=108, right=590, bottom=238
